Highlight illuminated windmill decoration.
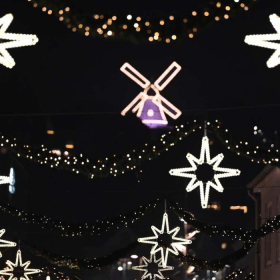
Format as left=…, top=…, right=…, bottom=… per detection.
left=120, top=62, right=182, bottom=128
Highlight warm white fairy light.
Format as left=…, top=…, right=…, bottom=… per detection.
left=132, top=254, right=173, bottom=279
left=0, top=13, right=39, bottom=69
left=0, top=250, right=41, bottom=280
left=169, top=136, right=241, bottom=209
left=138, top=213, right=191, bottom=267
left=120, top=62, right=182, bottom=127
left=0, top=230, right=16, bottom=258
left=245, top=14, right=280, bottom=68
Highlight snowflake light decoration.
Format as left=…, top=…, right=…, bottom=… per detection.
left=138, top=213, right=191, bottom=267
left=0, top=229, right=16, bottom=258
left=0, top=13, right=39, bottom=69
left=0, top=250, right=41, bottom=280
left=169, top=136, right=241, bottom=209
left=120, top=62, right=182, bottom=128
left=245, top=14, right=280, bottom=68
left=132, top=254, right=173, bottom=280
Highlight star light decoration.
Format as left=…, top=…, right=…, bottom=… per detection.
left=0, top=13, right=39, bottom=69
left=245, top=14, right=280, bottom=68
left=0, top=229, right=16, bottom=258
left=120, top=62, right=182, bottom=128
left=0, top=249, right=41, bottom=280
left=138, top=213, right=191, bottom=268
left=169, top=136, right=241, bottom=209
left=132, top=254, right=173, bottom=280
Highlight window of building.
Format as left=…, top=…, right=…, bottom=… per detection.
left=277, top=196, right=280, bottom=262
left=265, top=201, right=272, bottom=266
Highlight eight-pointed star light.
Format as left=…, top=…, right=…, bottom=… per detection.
left=132, top=254, right=173, bottom=280
left=0, top=229, right=16, bottom=258
left=169, top=136, right=240, bottom=209
left=0, top=13, right=39, bottom=69
left=245, top=14, right=280, bottom=68
left=0, top=249, right=41, bottom=280
left=138, top=213, right=191, bottom=268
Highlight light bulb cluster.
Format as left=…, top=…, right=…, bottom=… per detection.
left=39, top=267, right=71, bottom=280
left=0, top=14, right=38, bottom=69
left=169, top=136, right=240, bottom=209
left=0, top=199, right=159, bottom=237
left=245, top=14, right=280, bottom=68
left=26, top=0, right=256, bottom=43
left=224, top=269, right=244, bottom=280
left=244, top=272, right=255, bottom=280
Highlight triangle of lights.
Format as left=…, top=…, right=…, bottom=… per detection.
left=132, top=254, right=173, bottom=280
left=245, top=14, right=280, bottom=68
left=0, top=229, right=16, bottom=258
left=169, top=136, right=241, bottom=209
left=0, top=14, right=39, bottom=69
left=138, top=213, right=191, bottom=268
left=0, top=250, right=41, bottom=280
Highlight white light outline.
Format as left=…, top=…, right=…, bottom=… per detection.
left=0, top=13, right=39, bottom=69
left=169, top=136, right=241, bottom=209
left=132, top=254, right=173, bottom=280
left=138, top=213, right=191, bottom=268
left=0, top=250, right=41, bottom=280
left=0, top=230, right=16, bottom=258
left=120, top=62, right=182, bottom=125
left=9, top=168, right=15, bottom=194
left=245, top=14, right=280, bottom=68
left=0, top=168, right=16, bottom=188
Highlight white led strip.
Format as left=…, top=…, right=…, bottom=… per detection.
left=169, top=136, right=241, bottom=209
left=138, top=213, right=191, bottom=268
left=245, top=14, right=280, bottom=68
left=120, top=62, right=182, bottom=125
left=0, top=229, right=16, bottom=258
left=0, top=250, right=41, bottom=280
left=0, top=14, right=39, bottom=69
left=132, top=254, right=173, bottom=280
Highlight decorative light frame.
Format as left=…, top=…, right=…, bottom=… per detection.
left=132, top=254, right=173, bottom=280
left=0, top=229, right=16, bottom=258
left=169, top=136, right=241, bottom=208
left=245, top=14, right=280, bottom=68
left=0, top=249, right=41, bottom=280
left=0, top=13, right=39, bottom=69
left=120, top=62, right=182, bottom=127
left=138, top=213, right=191, bottom=267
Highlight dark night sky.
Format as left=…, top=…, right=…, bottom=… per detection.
left=0, top=0, right=279, bottom=279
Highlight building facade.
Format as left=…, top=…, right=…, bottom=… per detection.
left=247, top=166, right=280, bottom=280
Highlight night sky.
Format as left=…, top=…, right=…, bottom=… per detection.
left=0, top=0, right=279, bottom=279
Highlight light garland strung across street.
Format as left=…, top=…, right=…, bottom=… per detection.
left=120, top=62, right=182, bottom=128
left=26, top=0, right=256, bottom=43
left=132, top=254, right=173, bottom=280
left=0, top=250, right=41, bottom=280
left=0, top=120, right=279, bottom=179
left=223, top=269, right=244, bottom=280
left=0, top=229, right=16, bottom=258
left=244, top=272, right=255, bottom=280
left=138, top=212, right=191, bottom=268
left=39, top=267, right=71, bottom=280
left=169, top=135, right=241, bottom=208
left=0, top=14, right=38, bottom=69
left=0, top=199, right=160, bottom=237
left=245, top=14, right=280, bottom=68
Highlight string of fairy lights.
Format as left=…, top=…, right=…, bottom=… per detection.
left=223, top=269, right=244, bottom=280
left=25, top=0, right=257, bottom=43
left=0, top=199, right=159, bottom=237
left=1, top=119, right=279, bottom=180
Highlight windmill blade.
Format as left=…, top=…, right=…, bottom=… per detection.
left=121, top=92, right=145, bottom=116
left=154, top=62, right=181, bottom=91
left=120, top=62, right=151, bottom=88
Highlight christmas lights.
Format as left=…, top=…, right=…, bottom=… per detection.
left=245, top=14, right=280, bottom=68
left=138, top=213, right=191, bottom=267
left=120, top=62, right=182, bottom=128
left=169, top=136, right=241, bottom=208
left=25, top=0, right=256, bottom=43
left=132, top=254, right=173, bottom=279
left=0, top=250, right=41, bottom=280
left=0, top=199, right=160, bottom=237
left=8, top=168, right=15, bottom=194
left=0, top=14, right=38, bottom=69
left=0, top=229, right=16, bottom=258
